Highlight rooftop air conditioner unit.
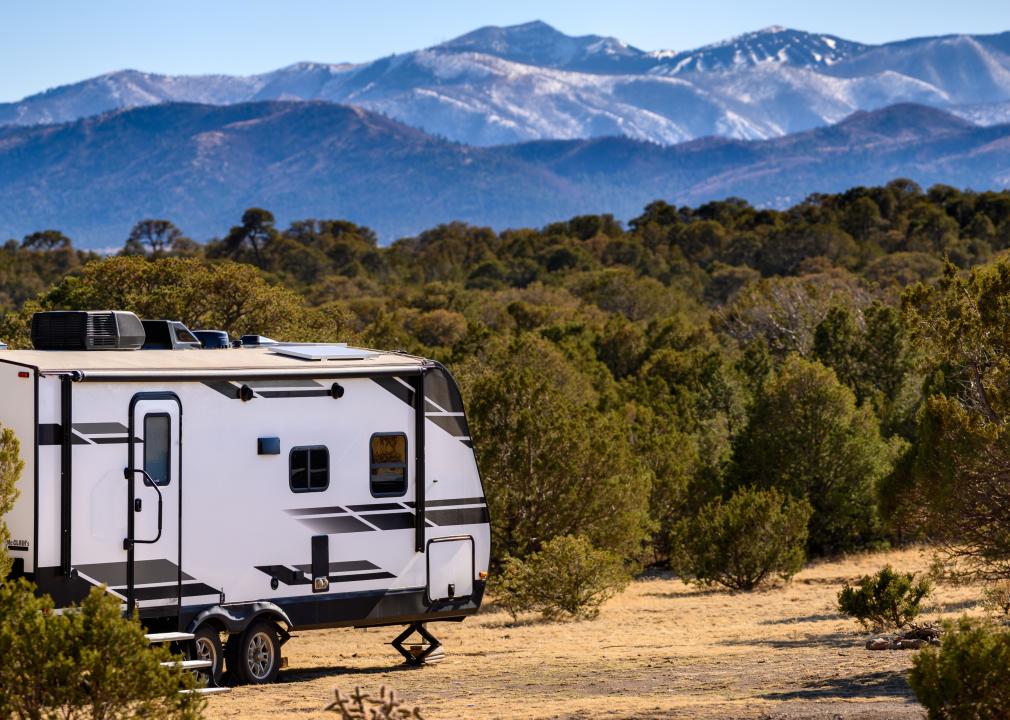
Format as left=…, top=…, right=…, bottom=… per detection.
left=30, top=311, right=146, bottom=351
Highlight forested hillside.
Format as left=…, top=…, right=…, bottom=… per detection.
left=2, top=101, right=1010, bottom=245
left=4, top=180, right=1010, bottom=580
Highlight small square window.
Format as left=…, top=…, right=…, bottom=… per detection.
left=370, top=433, right=407, bottom=497
left=290, top=446, right=329, bottom=493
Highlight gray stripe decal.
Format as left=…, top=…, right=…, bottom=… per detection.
left=371, top=377, right=414, bottom=405
left=299, top=515, right=375, bottom=534
left=427, top=507, right=490, bottom=526
left=244, top=379, right=323, bottom=388
left=203, top=381, right=241, bottom=399
left=426, top=413, right=468, bottom=439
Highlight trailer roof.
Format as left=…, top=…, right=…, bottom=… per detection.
left=0, top=345, right=428, bottom=376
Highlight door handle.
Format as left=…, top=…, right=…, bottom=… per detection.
left=123, top=467, right=163, bottom=548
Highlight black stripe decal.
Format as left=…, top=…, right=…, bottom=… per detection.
left=77, top=559, right=193, bottom=587
left=347, top=502, right=403, bottom=512
left=293, top=560, right=380, bottom=573
left=258, top=390, right=331, bottom=398
left=299, top=515, right=375, bottom=534
left=360, top=512, right=416, bottom=530
left=111, top=582, right=219, bottom=601
left=73, top=422, right=128, bottom=434
left=426, top=507, right=490, bottom=526
left=425, top=496, right=485, bottom=507
left=256, top=565, right=310, bottom=585
left=285, top=506, right=346, bottom=516
left=257, top=564, right=392, bottom=586
left=328, top=571, right=395, bottom=584
left=402, top=497, right=485, bottom=508
left=40, top=424, right=140, bottom=445
left=39, top=424, right=62, bottom=445
left=371, top=377, right=414, bottom=406
left=203, top=381, right=241, bottom=399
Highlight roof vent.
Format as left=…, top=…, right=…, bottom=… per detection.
left=31, top=311, right=146, bottom=351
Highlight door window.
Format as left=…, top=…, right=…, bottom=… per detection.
left=143, top=413, right=171, bottom=486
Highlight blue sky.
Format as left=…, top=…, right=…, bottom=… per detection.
left=2, top=0, right=1007, bottom=102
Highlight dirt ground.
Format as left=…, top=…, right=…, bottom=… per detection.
left=204, top=547, right=981, bottom=719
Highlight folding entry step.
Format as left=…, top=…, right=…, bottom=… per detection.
left=146, top=631, right=231, bottom=694
left=145, top=631, right=194, bottom=643
left=181, top=687, right=232, bottom=696
left=162, top=659, right=212, bottom=670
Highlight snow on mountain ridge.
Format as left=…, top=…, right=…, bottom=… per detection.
left=1, top=21, right=1010, bottom=147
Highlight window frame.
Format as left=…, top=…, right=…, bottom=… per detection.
left=369, top=432, right=409, bottom=498
left=289, top=445, right=330, bottom=494
left=142, top=412, right=172, bottom=487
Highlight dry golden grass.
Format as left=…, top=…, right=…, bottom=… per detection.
left=205, top=547, right=984, bottom=719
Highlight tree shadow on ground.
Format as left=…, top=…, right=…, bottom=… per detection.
left=279, top=663, right=421, bottom=682
left=760, top=669, right=914, bottom=701
left=795, top=576, right=855, bottom=586
left=642, top=587, right=731, bottom=600
left=720, top=630, right=856, bottom=649
left=930, top=598, right=978, bottom=614
left=480, top=615, right=555, bottom=629
left=759, top=613, right=844, bottom=625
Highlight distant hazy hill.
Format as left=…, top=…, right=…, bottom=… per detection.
left=0, top=101, right=1007, bottom=247
left=2, top=22, right=1010, bottom=146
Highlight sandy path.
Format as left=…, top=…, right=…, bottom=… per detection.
left=205, top=547, right=980, bottom=719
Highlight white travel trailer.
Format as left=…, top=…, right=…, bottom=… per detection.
left=0, top=311, right=491, bottom=684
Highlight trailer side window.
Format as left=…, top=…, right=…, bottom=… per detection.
left=290, top=446, right=329, bottom=493
left=370, top=433, right=407, bottom=497
left=143, top=413, right=171, bottom=486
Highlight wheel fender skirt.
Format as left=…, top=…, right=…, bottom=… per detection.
left=188, top=601, right=293, bottom=639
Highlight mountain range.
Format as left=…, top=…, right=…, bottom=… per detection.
left=3, top=21, right=1010, bottom=146
left=2, top=100, right=1008, bottom=247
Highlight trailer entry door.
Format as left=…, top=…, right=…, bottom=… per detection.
left=126, top=393, right=182, bottom=616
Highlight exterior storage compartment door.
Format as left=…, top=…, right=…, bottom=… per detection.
left=426, top=536, right=474, bottom=603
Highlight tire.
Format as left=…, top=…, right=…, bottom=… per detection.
left=226, top=620, right=282, bottom=684
left=189, top=624, right=225, bottom=686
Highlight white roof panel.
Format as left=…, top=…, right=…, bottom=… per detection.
left=270, top=344, right=378, bottom=361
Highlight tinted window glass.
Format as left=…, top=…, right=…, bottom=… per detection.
left=291, top=446, right=329, bottom=493
left=370, top=433, right=407, bottom=497
left=175, top=326, right=199, bottom=343
left=143, top=414, right=171, bottom=486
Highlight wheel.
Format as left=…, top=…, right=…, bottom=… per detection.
left=226, top=620, right=281, bottom=684
left=189, top=624, right=224, bottom=686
